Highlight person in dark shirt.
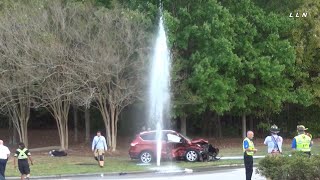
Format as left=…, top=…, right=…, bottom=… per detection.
left=14, top=142, right=33, bottom=180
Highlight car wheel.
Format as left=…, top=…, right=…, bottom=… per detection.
left=139, top=151, right=153, bottom=163
left=185, top=150, right=199, bottom=162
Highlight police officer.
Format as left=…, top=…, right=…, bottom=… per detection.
left=292, top=125, right=313, bottom=157
left=243, top=131, right=257, bottom=180
left=13, top=142, right=33, bottom=180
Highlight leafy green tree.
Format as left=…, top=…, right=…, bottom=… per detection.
left=291, top=1, right=320, bottom=106
left=220, top=0, right=305, bottom=137
left=119, top=0, right=239, bottom=135
left=253, top=0, right=318, bottom=132
left=120, top=0, right=307, bottom=138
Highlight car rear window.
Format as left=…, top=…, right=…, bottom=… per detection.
left=140, top=133, right=156, bottom=140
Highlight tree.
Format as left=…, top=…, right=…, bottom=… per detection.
left=31, top=1, right=90, bottom=150
left=291, top=1, right=320, bottom=106
left=71, top=6, right=149, bottom=151
left=220, top=0, right=303, bottom=138
left=0, top=2, right=43, bottom=147
left=167, top=0, right=239, bottom=137
left=123, top=0, right=308, bottom=138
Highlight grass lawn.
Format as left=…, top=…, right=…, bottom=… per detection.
left=5, top=139, right=319, bottom=177
left=5, top=156, right=249, bottom=177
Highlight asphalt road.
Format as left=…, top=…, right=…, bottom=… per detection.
left=43, top=167, right=266, bottom=180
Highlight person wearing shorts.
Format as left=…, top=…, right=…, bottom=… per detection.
left=92, top=131, right=107, bottom=167
left=14, top=142, right=33, bottom=180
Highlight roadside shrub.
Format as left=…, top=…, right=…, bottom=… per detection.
left=257, top=152, right=320, bottom=180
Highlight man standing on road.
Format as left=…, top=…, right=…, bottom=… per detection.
left=92, top=131, right=107, bottom=167
left=243, top=131, right=257, bottom=180
left=0, top=140, right=10, bottom=179
left=264, top=124, right=283, bottom=155
left=292, top=125, right=312, bottom=157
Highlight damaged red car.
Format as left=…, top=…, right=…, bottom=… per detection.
left=129, top=130, right=219, bottom=163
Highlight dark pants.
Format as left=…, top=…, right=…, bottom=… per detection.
left=244, top=153, right=253, bottom=180
left=18, top=159, right=30, bottom=175
left=0, top=159, right=7, bottom=178
left=305, top=151, right=311, bottom=158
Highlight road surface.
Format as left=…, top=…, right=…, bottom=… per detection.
left=44, top=167, right=266, bottom=180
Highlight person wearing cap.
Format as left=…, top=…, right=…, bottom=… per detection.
left=243, top=131, right=258, bottom=180
left=264, top=124, right=283, bottom=154
left=292, top=125, right=313, bottom=157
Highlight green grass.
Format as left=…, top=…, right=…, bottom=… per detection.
left=5, top=157, right=145, bottom=177
left=5, top=143, right=319, bottom=177
left=5, top=157, right=248, bottom=177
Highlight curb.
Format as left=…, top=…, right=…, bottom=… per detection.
left=5, top=163, right=259, bottom=179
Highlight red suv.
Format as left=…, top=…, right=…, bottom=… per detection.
left=129, top=130, right=219, bottom=163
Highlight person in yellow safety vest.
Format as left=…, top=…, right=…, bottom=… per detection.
left=243, top=131, right=258, bottom=180
left=13, top=142, right=33, bottom=180
left=292, top=125, right=313, bottom=157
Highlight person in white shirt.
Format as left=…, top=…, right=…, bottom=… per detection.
left=92, top=131, right=107, bottom=167
left=0, top=140, right=10, bottom=178
left=264, top=125, right=283, bottom=154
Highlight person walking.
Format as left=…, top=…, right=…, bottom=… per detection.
left=92, top=131, right=107, bottom=167
left=243, top=131, right=257, bottom=180
left=13, top=142, right=33, bottom=180
left=292, top=125, right=313, bottom=157
left=264, top=124, right=283, bottom=155
left=0, top=140, right=10, bottom=179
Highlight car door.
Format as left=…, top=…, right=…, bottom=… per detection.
left=165, top=132, right=185, bottom=158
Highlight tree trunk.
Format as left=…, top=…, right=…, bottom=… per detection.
left=180, top=115, right=187, bottom=136
left=13, top=127, right=18, bottom=145
left=9, top=119, right=13, bottom=145
left=113, top=115, right=118, bottom=152
left=209, top=113, right=215, bottom=138
left=57, top=117, right=69, bottom=150
left=73, top=105, right=78, bottom=143
left=110, top=106, right=116, bottom=151
left=201, top=113, right=207, bottom=136
left=85, top=108, right=90, bottom=143
left=49, top=98, right=70, bottom=150
left=97, top=97, right=111, bottom=148
left=22, top=124, right=28, bottom=147
left=216, top=115, right=222, bottom=138
left=250, top=116, right=254, bottom=131
left=242, top=114, right=247, bottom=139
left=9, top=120, right=18, bottom=145
left=105, top=124, right=111, bottom=148
left=8, top=103, right=30, bottom=147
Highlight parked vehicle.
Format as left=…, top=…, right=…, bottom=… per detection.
left=129, top=130, right=219, bottom=163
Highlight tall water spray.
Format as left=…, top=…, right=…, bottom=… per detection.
left=148, top=14, right=171, bottom=167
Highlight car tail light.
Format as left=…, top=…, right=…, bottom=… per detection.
left=130, top=135, right=140, bottom=147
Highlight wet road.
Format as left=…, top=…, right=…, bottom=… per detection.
left=44, top=167, right=266, bottom=180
